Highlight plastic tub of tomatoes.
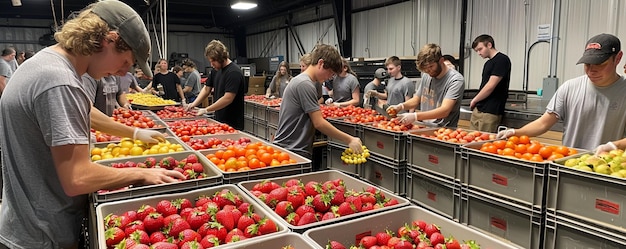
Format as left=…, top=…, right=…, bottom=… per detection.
left=200, top=140, right=312, bottom=184
left=408, top=127, right=495, bottom=181
left=303, top=205, right=522, bottom=249
left=180, top=133, right=265, bottom=154
left=92, top=151, right=223, bottom=204
left=237, top=170, right=410, bottom=233
left=166, top=118, right=238, bottom=137
left=460, top=136, right=584, bottom=211
left=95, top=184, right=288, bottom=249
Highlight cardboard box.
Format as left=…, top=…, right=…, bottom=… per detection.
left=248, top=76, right=266, bottom=88
left=247, top=86, right=265, bottom=95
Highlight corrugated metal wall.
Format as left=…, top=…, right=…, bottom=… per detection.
left=0, top=18, right=52, bottom=54
left=153, top=31, right=234, bottom=74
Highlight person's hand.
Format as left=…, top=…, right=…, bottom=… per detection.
left=123, top=103, right=132, bottom=110
left=325, top=98, right=334, bottom=105
left=137, top=167, right=186, bottom=185
left=184, top=103, right=196, bottom=111
left=470, top=98, right=477, bottom=109
left=367, top=90, right=378, bottom=98
left=386, top=103, right=404, bottom=112
left=181, top=99, right=187, bottom=106
left=595, top=142, right=618, bottom=156
left=333, top=102, right=342, bottom=107
left=348, top=137, right=363, bottom=154
left=133, top=128, right=165, bottom=144
left=196, top=108, right=209, bottom=116
left=398, top=112, right=417, bottom=125
left=496, top=129, right=515, bottom=140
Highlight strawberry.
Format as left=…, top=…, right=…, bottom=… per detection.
left=285, top=212, right=300, bottom=225
left=195, top=195, right=212, bottom=208
left=304, top=181, right=322, bottom=196
left=177, top=229, right=202, bottom=248
left=105, top=227, right=125, bottom=247
left=274, top=201, right=294, bottom=218
left=128, top=244, right=149, bottom=249
left=375, top=231, right=393, bottom=246
left=424, top=223, right=440, bottom=238
left=361, top=202, right=374, bottom=211
left=136, top=162, right=147, bottom=168
left=359, top=192, right=377, bottom=205
left=242, top=223, right=259, bottom=238
left=461, top=240, right=481, bottom=249
left=192, top=163, right=204, bottom=173
left=384, top=198, right=399, bottom=207
left=445, top=238, right=462, bottom=249
left=295, top=204, right=315, bottom=217
left=163, top=214, right=182, bottom=227
left=225, top=228, right=246, bottom=243
left=144, top=157, right=157, bottom=168
left=215, top=209, right=235, bottom=231
left=237, top=213, right=256, bottom=231
left=180, top=207, right=195, bottom=221
left=394, top=240, right=414, bottom=249
left=187, top=210, right=210, bottom=230
left=412, top=219, right=428, bottom=232
left=176, top=198, right=194, bottom=211
left=326, top=240, right=346, bottom=249
left=122, top=210, right=138, bottom=222
left=329, top=190, right=345, bottom=206
left=128, top=230, right=150, bottom=245
left=430, top=232, right=445, bottom=246
left=345, top=195, right=362, bottom=212
left=284, top=179, right=302, bottom=187
left=198, top=222, right=227, bottom=242
left=149, top=231, right=167, bottom=244
left=156, top=200, right=177, bottom=217
left=296, top=212, right=317, bottom=226
left=168, top=218, right=191, bottom=237
left=237, top=202, right=252, bottom=215
left=150, top=242, right=178, bottom=249
left=124, top=220, right=144, bottom=236
left=186, top=154, right=198, bottom=164
left=312, top=194, right=331, bottom=212
left=159, top=156, right=177, bottom=170
left=200, top=234, right=220, bottom=248
left=143, top=212, right=164, bottom=233
left=213, top=189, right=242, bottom=208
left=266, top=187, right=288, bottom=207
left=180, top=241, right=204, bottom=249
left=335, top=202, right=356, bottom=216
left=257, top=180, right=281, bottom=193
left=365, top=186, right=377, bottom=194
left=136, top=205, right=157, bottom=221
left=257, top=217, right=278, bottom=235
left=321, top=211, right=336, bottom=220
left=321, top=180, right=336, bottom=192
left=331, top=178, right=344, bottom=187
left=359, top=236, right=378, bottom=248
left=286, top=189, right=305, bottom=208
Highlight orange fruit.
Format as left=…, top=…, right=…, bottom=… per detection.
left=248, top=158, right=261, bottom=169
left=260, top=153, right=273, bottom=165
left=508, top=136, right=520, bottom=144
left=519, top=135, right=530, bottom=144
left=538, top=147, right=554, bottom=159
left=493, top=140, right=506, bottom=150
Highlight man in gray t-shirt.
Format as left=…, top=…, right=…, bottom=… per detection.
left=387, top=44, right=465, bottom=127
left=374, top=56, right=414, bottom=110
left=0, top=48, right=15, bottom=95
left=182, top=60, right=201, bottom=102
left=326, top=60, right=360, bottom=107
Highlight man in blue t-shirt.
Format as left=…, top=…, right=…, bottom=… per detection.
left=469, top=34, right=511, bottom=132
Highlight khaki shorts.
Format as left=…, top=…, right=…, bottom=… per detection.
left=470, top=108, right=502, bottom=133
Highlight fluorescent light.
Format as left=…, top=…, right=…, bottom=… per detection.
left=231, top=1, right=257, bottom=10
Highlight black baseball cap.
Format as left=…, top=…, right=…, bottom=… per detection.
left=91, top=0, right=152, bottom=77
left=577, top=33, right=621, bottom=65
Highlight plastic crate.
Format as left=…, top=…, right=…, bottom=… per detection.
left=267, top=106, right=280, bottom=127
left=407, top=166, right=460, bottom=220
left=222, top=232, right=317, bottom=249
left=90, top=137, right=186, bottom=160
left=95, top=185, right=288, bottom=249
left=253, top=103, right=268, bottom=121
left=237, top=170, right=410, bottom=233
left=327, top=142, right=360, bottom=177
left=244, top=116, right=254, bottom=134
left=543, top=212, right=626, bottom=249
left=327, top=117, right=361, bottom=145
left=460, top=188, right=542, bottom=249
left=360, top=124, right=429, bottom=163
left=303, top=205, right=521, bottom=249
left=244, top=100, right=254, bottom=118
left=253, top=120, right=268, bottom=140
left=359, top=153, right=406, bottom=196
left=461, top=141, right=548, bottom=210
left=92, top=151, right=223, bottom=204
left=548, top=154, right=626, bottom=231
left=180, top=133, right=265, bottom=153
left=408, top=129, right=464, bottom=180
left=267, top=125, right=277, bottom=142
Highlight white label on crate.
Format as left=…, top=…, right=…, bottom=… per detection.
left=595, top=199, right=620, bottom=215
left=355, top=231, right=372, bottom=245
left=376, top=141, right=385, bottom=149
left=490, top=216, right=507, bottom=231
left=492, top=173, right=508, bottom=186
left=428, top=154, right=439, bottom=164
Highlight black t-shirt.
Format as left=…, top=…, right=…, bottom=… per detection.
left=476, top=52, right=511, bottom=115
left=208, top=63, right=245, bottom=130
left=153, top=72, right=181, bottom=101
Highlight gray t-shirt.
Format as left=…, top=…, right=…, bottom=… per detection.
left=363, top=80, right=383, bottom=107
left=0, top=59, right=12, bottom=80
left=184, top=69, right=201, bottom=99
left=118, top=72, right=139, bottom=93
left=268, top=75, right=290, bottom=98
left=415, top=69, right=465, bottom=127
left=84, top=74, right=121, bottom=116
left=273, top=73, right=321, bottom=158
left=0, top=47, right=90, bottom=248
left=546, top=75, right=626, bottom=150
left=386, top=76, right=415, bottom=106
left=331, top=74, right=360, bottom=102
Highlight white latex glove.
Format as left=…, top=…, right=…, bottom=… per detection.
left=133, top=128, right=165, bottom=144
left=496, top=129, right=515, bottom=140
left=196, top=108, right=209, bottom=116
left=398, top=112, right=417, bottom=125
left=181, top=99, right=187, bottom=106
left=595, top=142, right=618, bottom=156
left=386, top=103, right=404, bottom=112
left=325, top=98, right=334, bottom=105
left=348, top=137, right=363, bottom=154
left=123, top=103, right=132, bottom=110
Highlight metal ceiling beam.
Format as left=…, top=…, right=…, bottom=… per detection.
left=332, top=0, right=352, bottom=57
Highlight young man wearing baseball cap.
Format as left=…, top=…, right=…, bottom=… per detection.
left=498, top=33, right=626, bottom=152
left=362, top=68, right=387, bottom=108
left=0, top=1, right=184, bottom=248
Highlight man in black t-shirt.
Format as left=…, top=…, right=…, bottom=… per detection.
left=146, top=58, right=186, bottom=102
left=188, top=40, right=245, bottom=130
left=470, top=34, right=511, bottom=132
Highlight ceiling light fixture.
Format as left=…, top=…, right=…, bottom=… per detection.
left=231, top=0, right=257, bottom=10
left=11, top=0, right=22, bottom=7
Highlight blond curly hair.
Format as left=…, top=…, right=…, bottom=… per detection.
left=54, top=4, right=131, bottom=56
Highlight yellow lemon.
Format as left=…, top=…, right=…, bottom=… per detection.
left=102, top=154, right=114, bottom=160
left=91, top=155, right=102, bottom=161
left=91, top=147, right=102, bottom=156
left=120, top=140, right=134, bottom=149
left=149, top=148, right=159, bottom=154
left=158, top=146, right=170, bottom=154
left=130, top=146, right=144, bottom=156
left=119, top=147, right=130, bottom=156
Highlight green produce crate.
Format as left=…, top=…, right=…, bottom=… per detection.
left=359, top=153, right=406, bottom=196
left=95, top=185, right=288, bottom=249
left=92, top=151, right=222, bottom=204
left=222, top=232, right=317, bottom=249
left=327, top=117, right=361, bottom=145
left=267, top=106, right=280, bottom=128
left=237, top=170, right=410, bottom=233
left=244, top=116, right=254, bottom=134
left=543, top=212, right=626, bottom=249
left=460, top=187, right=542, bottom=249
left=461, top=141, right=548, bottom=210
left=408, top=129, right=464, bottom=180
left=244, top=100, right=254, bottom=118
left=407, top=166, right=461, bottom=220
left=303, top=206, right=521, bottom=249
left=548, top=153, right=626, bottom=231
left=327, top=142, right=360, bottom=177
